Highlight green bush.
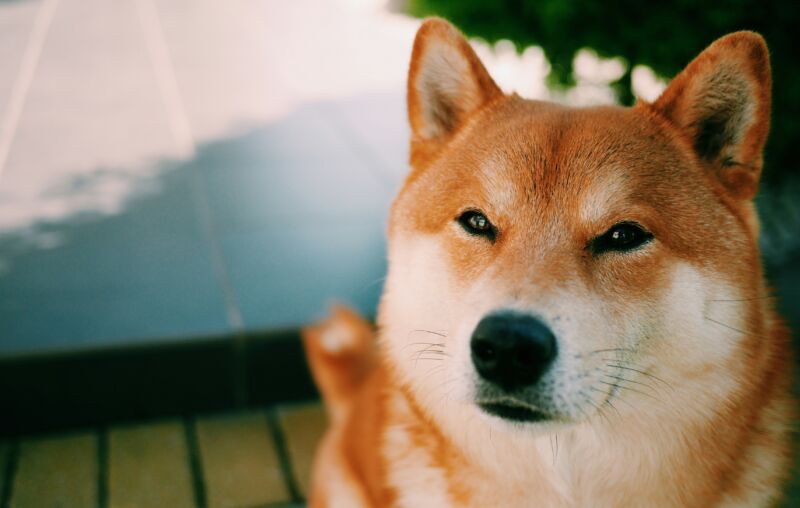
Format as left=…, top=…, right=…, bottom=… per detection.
left=407, top=0, right=798, bottom=182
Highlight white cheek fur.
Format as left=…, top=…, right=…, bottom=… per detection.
left=381, top=229, right=747, bottom=431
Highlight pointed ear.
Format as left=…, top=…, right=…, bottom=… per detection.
left=407, top=18, right=502, bottom=167
left=651, top=32, right=771, bottom=200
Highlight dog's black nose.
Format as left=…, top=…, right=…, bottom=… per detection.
left=471, top=312, right=557, bottom=391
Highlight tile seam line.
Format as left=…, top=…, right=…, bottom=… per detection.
left=135, top=0, right=193, bottom=157
left=0, top=0, right=61, bottom=182
left=136, top=0, right=244, bottom=331
left=266, top=409, right=303, bottom=503
left=97, top=428, right=108, bottom=508
left=185, top=417, right=208, bottom=508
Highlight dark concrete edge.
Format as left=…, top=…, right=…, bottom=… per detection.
left=0, top=329, right=319, bottom=437
left=0, top=324, right=301, bottom=362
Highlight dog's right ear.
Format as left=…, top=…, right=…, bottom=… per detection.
left=650, top=32, right=771, bottom=200
left=407, top=18, right=502, bottom=167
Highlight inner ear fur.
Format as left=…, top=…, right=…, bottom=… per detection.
left=407, top=18, right=502, bottom=168
left=651, top=31, right=771, bottom=200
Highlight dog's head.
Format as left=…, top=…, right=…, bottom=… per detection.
left=380, top=19, right=771, bottom=431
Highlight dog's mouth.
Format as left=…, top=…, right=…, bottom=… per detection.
left=477, top=401, right=549, bottom=423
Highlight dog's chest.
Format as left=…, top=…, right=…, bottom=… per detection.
left=381, top=393, right=571, bottom=508
left=381, top=436, right=571, bottom=508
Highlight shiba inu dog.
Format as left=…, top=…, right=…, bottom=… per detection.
left=303, top=18, right=794, bottom=507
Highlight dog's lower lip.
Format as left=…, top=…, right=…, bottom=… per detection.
left=478, top=402, right=549, bottom=422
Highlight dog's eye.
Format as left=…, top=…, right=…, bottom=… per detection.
left=457, top=210, right=496, bottom=240
left=591, top=222, right=652, bottom=254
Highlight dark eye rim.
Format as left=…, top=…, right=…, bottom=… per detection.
left=456, top=209, right=497, bottom=241
left=589, top=221, right=654, bottom=255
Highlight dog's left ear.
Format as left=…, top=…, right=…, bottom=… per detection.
left=651, top=32, right=771, bottom=200
left=407, top=18, right=502, bottom=167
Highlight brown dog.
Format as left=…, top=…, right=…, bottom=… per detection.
left=303, top=18, right=794, bottom=507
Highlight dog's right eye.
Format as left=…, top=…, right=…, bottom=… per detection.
left=457, top=210, right=496, bottom=241
left=590, top=221, right=653, bottom=255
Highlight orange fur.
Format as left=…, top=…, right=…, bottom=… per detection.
left=303, top=18, right=795, bottom=507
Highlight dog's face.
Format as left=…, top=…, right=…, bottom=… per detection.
left=380, top=20, right=771, bottom=432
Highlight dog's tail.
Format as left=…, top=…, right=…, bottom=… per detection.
left=302, top=305, right=375, bottom=423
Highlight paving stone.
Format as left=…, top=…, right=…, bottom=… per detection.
left=108, top=420, right=196, bottom=508
left=278, top=404, right=327, bottom=497
left=11, top=432, right=97, bottom=508
left=196, top=411, right=289, bottom=508
left=2, top=0, right=182, bottom=192
left=220, top=219, right=387, bottom=330
left=152, top=0, right=277, bottom=142
left=195, top=108, right=390, bottom=232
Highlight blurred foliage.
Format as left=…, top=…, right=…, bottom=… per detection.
left=407, top=0, right=798, bottom=182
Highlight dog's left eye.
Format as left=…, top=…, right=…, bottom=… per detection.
left=590, top=222, right=653, bottom=254
left=457, top=210, right=496, bottom=241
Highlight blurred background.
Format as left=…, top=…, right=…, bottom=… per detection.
left=0, top=0, right=797, bottom=506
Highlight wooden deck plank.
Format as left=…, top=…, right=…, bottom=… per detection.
left=11, top=432, right=97, bottom=508
left=108, top=420, right=195, bottom=508
left=196, top=411, right=289, bottom=508
left=277, top=404, right=327, bottom=498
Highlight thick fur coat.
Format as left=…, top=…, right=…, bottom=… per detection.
left=303, top=19, right=794, bottom=507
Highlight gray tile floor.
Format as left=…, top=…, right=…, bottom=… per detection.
left=0, top=0, right=411, bottom=354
